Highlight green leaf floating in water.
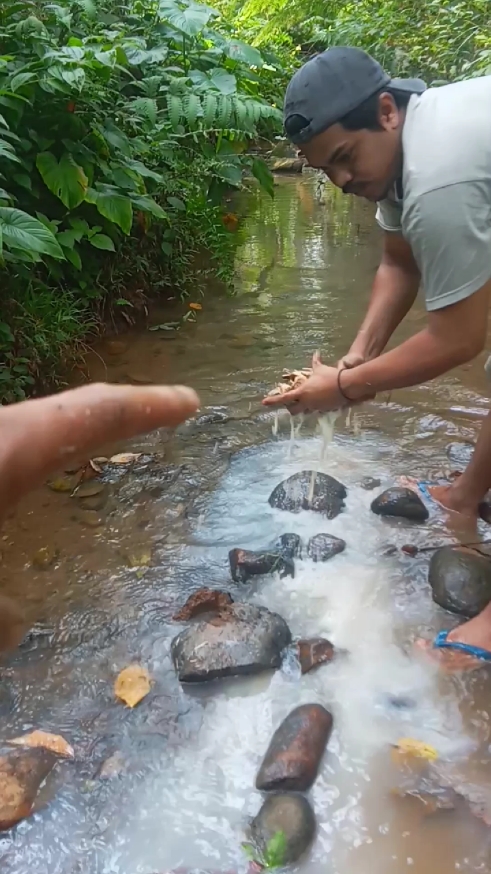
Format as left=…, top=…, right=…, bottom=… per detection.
left=242, top=830, right=287, bottom=870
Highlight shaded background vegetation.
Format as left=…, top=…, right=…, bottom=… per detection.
left=1, top=0, right=490, bottom=401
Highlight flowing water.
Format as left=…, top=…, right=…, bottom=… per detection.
left=2, top=175, right=491, bottom=873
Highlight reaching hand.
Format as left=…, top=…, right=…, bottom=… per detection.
left=0, top=382, right=199, bottom=652
left=337, top=351, right=366, bottom=370
left=263, top=352, right=347, bottom=415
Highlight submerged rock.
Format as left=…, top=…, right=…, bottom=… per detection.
left=229, top=549, right=294, bottom=583
left=296, top=638, right=335, bottom=674
left=171, top=603, right=292, bottom=682
left=371, top=487, right=429, bottom=522
left=277, top=533, right=302, bottom=560
left=429, top=546, right=491, bottom=617
left=249, top=793, right=316, bottom=864
left=360, top=476, right=381, bottom=491
left=0, top=747, right=57, bottom=830
left=307, top=533, right=346, bottom=562
left=173, top=589, right=234, bottom=621
left=256, top=703, right=332, bottom=792
left=269, top=471, right=347, bottom=519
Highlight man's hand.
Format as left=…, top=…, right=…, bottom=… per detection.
left=263, top=353, right=346, bottom=415
left=0, top=382, right=199, bottom=653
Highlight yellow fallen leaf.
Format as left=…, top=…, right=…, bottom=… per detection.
left=114, top=665, right=151, bottom=708
left=109, top=452, right=142, bottom=465
left=189, top=302, right=202, bottom=311
left=47, top=476, right=74, bottom=493
left=391, top=738, right=438, bottom=766
left=8, top=730, right=75, bottom=759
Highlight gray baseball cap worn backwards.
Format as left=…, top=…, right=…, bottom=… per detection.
left=284, top=46, right=426, bottom=145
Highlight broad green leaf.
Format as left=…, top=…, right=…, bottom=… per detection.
left=90, top=233, right=115, bottom=251
left=0, top=207, right=64, bottom=259
left=36, top=152, right=88, bottom=210
left=65, top=247, right=82, bottom=269
left=10, top=72, right=36, bottom=93
left=158, top=0, right=217, bottom=36
left=125, top=159, right=164, bottom=183
left=56, top=229, right=79, bottom=248
left=167, top=196, right=185, bottom=210
left=251, top=158, right=274, bottom=198
left=215, top=160, right=242, bottom=187
left=86, top=188, right=133, bottom=235
left=131, top=194, right=167, bottom=219
left=224, top=40, right=264, bottom=68
left=209, top=68, right=237, bottom=95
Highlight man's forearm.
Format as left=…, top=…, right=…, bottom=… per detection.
left=348, top=263, right=419, bottom=361
left=343, top=329, right=473, bottom=399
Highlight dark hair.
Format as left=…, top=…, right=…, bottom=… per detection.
left=339, top=87, right=412, bottom=131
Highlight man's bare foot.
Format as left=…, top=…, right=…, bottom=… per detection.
left=398, top=476, right=478, bottom=529
left=416, top=615, right=491, bottom=673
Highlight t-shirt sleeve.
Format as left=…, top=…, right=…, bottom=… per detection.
left=375, top=198, right=403, bottom=232
left=403, top=180, right=491, bottom=311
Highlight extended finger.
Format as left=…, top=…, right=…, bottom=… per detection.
left=262, top=387, right=301, bottom=407
left=0, top=383, right=199, bottom=518
left=312, top=350, right=323, bottom=369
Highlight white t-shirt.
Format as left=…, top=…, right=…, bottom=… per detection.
left=376, top=77, right=491, bottom=311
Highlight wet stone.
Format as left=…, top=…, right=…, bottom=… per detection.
left=97, top=751, right=126, bottom=780
left=105, top=339, right=128, bottom=356
left=74, top=482, right=106, bottom=499
left=296, top=638, right=335, bottom=674
left=277, top=533, right=302, bottom=560
left=78, top=493, right=107, bottom=511
left=32, top=546, right=58, bottom=569
left=360, top=476, right=381, bottom=491
left=256, top=703, right=333, bottom=792
left=173, top=588, right=234, bottom=621
left=268, top=470, right=347, bottom=519
left=307, top=533, right=346, bottom=562
left=194, top=407, right=230, bottom=426
left=429, top=546, right=491, bottom=617
left=171, top=603, right=292, bottom=682
left=371, top=487, right=429, bottom=522
left=249, top=793, right=316, bottom=865
left=229, top=549, right=294, bottom=583
left=76, top=510, right=105, bottom=528
left=0, top=747, right=57, bottom=830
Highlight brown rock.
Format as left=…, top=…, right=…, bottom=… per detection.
left=401, top=544, right=419, bottom=557
left=256, top=703, right=332, bottom=792
left=297, top=638, right=334, bottom=674
left=229, top=548, right=294, bottom=582
left=173, top=589, right=234, bottom=621
left=0, top=595, right=27, bottom=653
left=0, top=747, right=57, bottom=830
left=105, top=340, right=128, bottom=356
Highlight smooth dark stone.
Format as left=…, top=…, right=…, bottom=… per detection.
left=171, top=603, right=292, bottom=682
left=277, top=533, right=302, bottom=560
left=307, top=533, right=346, bottom=562
left=229, top=549, right=294, bottom=583
left=256, top=703, right=332, bottom=792
left=371, top=487, right=429, bottom=522
left=249, top=793, right=316, bottom=864
left=269, top=471, right=347, bottom=519
left=360, top=476, right=381, bottom=491
left=296, top=638, right=335, bottom=674
left=429, top=546, right=491, bottom=617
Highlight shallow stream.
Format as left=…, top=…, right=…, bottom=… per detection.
left=1, top=176, right=491, bottom=873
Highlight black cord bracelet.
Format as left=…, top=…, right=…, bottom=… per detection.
left=337, top=366, right=353, bottom=403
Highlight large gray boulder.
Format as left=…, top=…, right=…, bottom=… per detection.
left=171, top=603, right=292, bottom=682
left=429, top=546, right=491, bottom=617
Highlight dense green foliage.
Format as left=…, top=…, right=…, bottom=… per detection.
left=3, top=0, right=490, bottom=401
left=0, top=0, right=284, bottom=400
left=227, top=0, right=491, bottom=85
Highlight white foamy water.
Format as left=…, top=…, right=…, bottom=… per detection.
left=97, top=432, right=488, bottom=874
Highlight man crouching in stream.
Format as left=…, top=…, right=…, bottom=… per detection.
left=263, top=47, right=491, bottom=671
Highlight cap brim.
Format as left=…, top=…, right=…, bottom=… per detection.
left=389, top=76, right=426, bottom=94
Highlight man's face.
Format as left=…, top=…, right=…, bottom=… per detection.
left=299, top=93, right=403, bottom=202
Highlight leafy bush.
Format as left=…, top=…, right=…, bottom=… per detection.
left=0, top=0, right=285, bottom=400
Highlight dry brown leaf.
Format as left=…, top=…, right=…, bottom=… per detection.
left=89, top=459, right=103, bottom=474
left=114, top=665, right=151, bottom=708
left=391, top=738, right=438, bottom=768
left=109, top=452, right=142, bottom=465
left=74, top=482, right=105, bottom=499
left=8, top=730, right=75, bottom=759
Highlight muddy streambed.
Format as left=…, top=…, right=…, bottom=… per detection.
left=1, top=177, right=491, bottom=873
